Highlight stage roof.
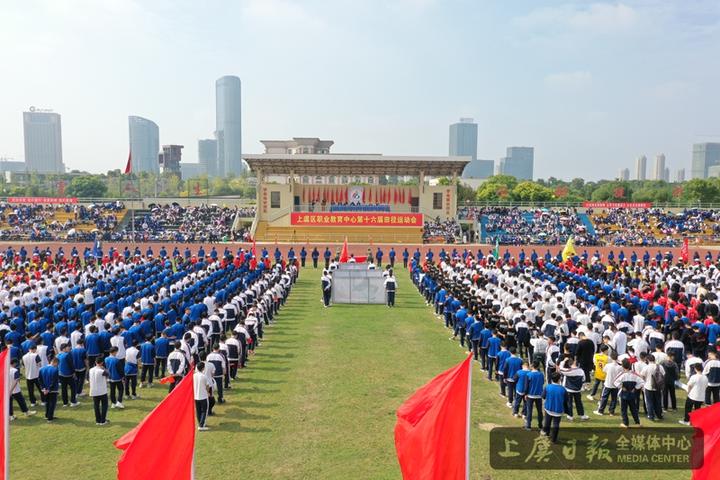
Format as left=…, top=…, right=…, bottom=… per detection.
left=243, top=154, right=471, bottom=176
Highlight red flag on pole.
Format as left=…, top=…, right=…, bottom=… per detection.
left=690, top=402, right=720, bottom=480
left=681, top=237, right=689, bottom=263
left=114, top=367, right=196, bottom=480
left=124, top=150, right=132, bottom=175
left=394, top=355, right=472, bottom=480
left=0, top=349, right=9, bottom=480
left=339, top=237, right=349, bottom=263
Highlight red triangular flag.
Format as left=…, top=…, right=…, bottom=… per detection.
left=339, top=237, right=349, bottom=263
left=395, top=355, right=472, bottom=480
left=690, top=401, right=720, bottom=480
left=115, top=367, right=196, bottom=480
left=0, top=349, right=9, bottom=479
left=124, top=150, right=132, bottom=175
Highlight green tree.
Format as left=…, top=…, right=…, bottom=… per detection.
left=511, top=181, right=555, bottom=201
left=66, top=175, right=107, bottom=198
left=682, top=179, right=720, bottom=203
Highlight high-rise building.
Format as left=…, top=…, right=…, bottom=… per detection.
left=462, top=159, right=494, bottom=179
left=128, top=116, right=160, bottom=174
left=198, top=139, right=218, bottom=176
left=215, top=75, right=243, bottom=176
left=494, top=160, right=504, bottom=176
left=23, top=109, right=64, bottom=173
left=618, top=168, right=630, bottom=181
left=675, top=168, right=685, bottom=183
left=635, top=155, right=647, bottom=180
left=502, top=147, right=534, bottom=180
left=691, top=143, right=720, bottom=179
left=449, top=118, right=478, bottom=161
left=653, top=154, right=666, bottom=181
left=158, top=144, right=183, bottom=176
left=664, top=167, right=670, bottom=182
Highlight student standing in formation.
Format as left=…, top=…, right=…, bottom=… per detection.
left=206, top=344, right=227, bottom=404
left=679, top=363, right=708, bottom=425
left=105, top=346, right=124, bottom=409
left=524, top=360, right=545, bottom=431
left=167, top=342, right=187, bottom=392
left=57, top=343, right=79, bottom=407
left=587, top=345, right=609, bottom=401
left=384, top=270, right=397, bottom=307
left=9, top=359, right=36, bottom=420
left=193, top=362, right=211, bottom=431
left=594, top=352, right=622, bottom=416
left=71, top=338, right=87, bottom=398
left=311, top=247, right=319, bottom=269
left=89, top=357, right=109, bottom=426
left=704, top=350, right=720, bottom=404
left=22, top=344, right=43, bottom=406
left=39, top=357, right=60, bottom=422
left=124, top=340, right=140, bottom=399
left=139, top=336, right=155, bottom=388
left=321, top=270, right=332, bottom=308
left=615, top=358, right=644, bottom=428
left=542, top=372, right=567, bottom=443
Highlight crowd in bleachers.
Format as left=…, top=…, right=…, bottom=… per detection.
left=423, top=217, right=462, bottom=243
left=482, top=207, right=597, bottom=246
left=125, top=204, right=253, bottom=243
left=0, top=202, right=124, bottom=241
left=590, top=208, right=720, bottom=247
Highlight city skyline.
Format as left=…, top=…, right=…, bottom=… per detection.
left=1, top=1, right=719, bottom=179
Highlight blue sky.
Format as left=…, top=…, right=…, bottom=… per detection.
left=1, top=0, right=719, bottom=179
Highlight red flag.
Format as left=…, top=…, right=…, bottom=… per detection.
left=124, top=150, right=132, bottom=175
left=681, top=237, right=689, bottom=263
left=339, top=237, right=349, bottom=263
left=115, top=368, right=196, bottom=480
left=362, top=188, right=366, bottom=203
left=0, top=349, right=9, bottom=480
left=690, top=402, right=720, bottom=480
left=395, top=355, right=472, bottom=480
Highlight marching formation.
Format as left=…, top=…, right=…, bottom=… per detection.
left=412, top=246, right=720, bottom=442
left=1, top=244, right=297, bottom=429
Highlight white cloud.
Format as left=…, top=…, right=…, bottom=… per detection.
left=544, top=71, right=592, bottom=90
left=514, top=2, right=638, bottom=34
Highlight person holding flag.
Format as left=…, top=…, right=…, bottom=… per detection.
left=562, top=236, right=576, bottom=263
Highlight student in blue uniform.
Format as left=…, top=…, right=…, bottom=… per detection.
left=615, top=358, right=644, bottom=428
left=524, top=360, right=545, bottom=430
left=486, top=331, right=502, bottom=381
left=57, top=343, right=79, bottom=407
left=512, top=361, right=530, bottom=417
left=542, top=372, right=567, bottom=443
left=39, top=357, right=60, bottom=422
left=105, top=347, right=125, bottom=409
left=140, top=336, right=156, bottom=387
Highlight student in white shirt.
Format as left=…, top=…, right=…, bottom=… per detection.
left=167, top=342, right=187, bottom=393
left=89, top=357, right=109, bottom=425
left=9, top=359, right=36, bottom=420
left=680, top=363, right=708, bottom=425
left=193, top=362, right=211, bottom=431
left=22, top=344, right=43, bottom=406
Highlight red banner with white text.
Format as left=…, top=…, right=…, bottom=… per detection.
left=291, top=212, right=423, bottom=227
left=582, top=201, right=651, bottom=209
left=7, top=197, right=78, bottom=204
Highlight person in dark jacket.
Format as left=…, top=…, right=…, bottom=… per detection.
left=575, top=332, right=596, bottom=383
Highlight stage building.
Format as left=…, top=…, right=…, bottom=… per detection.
left=243, top=138, right=470, bottom=243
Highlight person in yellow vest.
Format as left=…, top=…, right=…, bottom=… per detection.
left=587, top=344, right=609, bottom=401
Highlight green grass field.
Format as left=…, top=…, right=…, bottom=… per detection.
left=9, top=267, right=692, bottom=479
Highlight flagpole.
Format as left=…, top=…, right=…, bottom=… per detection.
left=465, top=354, right=472, bottom=480
left=3, top=351, right=9, bottom=480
